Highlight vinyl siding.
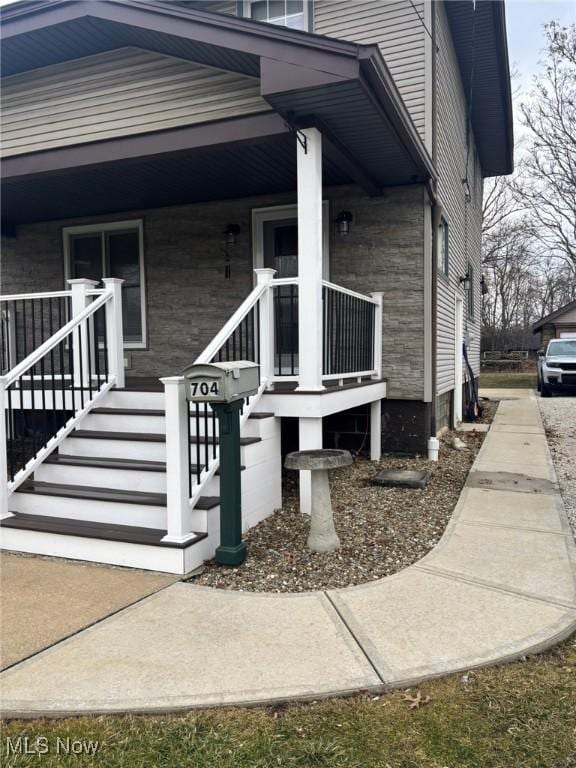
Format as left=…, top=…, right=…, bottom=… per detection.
left=1, top=47, right=270, bottom=157
left=435, top=2, right=483, bottom=396
left=314, top=0, right=427, bottom=142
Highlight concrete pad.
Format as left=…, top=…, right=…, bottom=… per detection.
left=0, top=583, right=380, bottom=716
left=458, top=422, right=490, bottom=432
left=420, top=523, right=576, bottom=606
left=478, top=432, right=551, bottom=466
left=474, top=460, right=556, bottom=482
left=329, top=569, right=575, bottom=686
left=493, top=405, right=542, bottom=427
left=467, top=470, right=559, bottom=495
left=479, top=388, right=534, bottom=400
left=490, top=423, right=544, bottom=435
left=456, top=487, right=568, bottom=532
left=0, top=553, right=176, bottom=670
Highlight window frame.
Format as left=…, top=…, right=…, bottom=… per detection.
left=62, top=219, right=147, bottom=350
left=241, top=0, right=313, bottom=31
left=437, top=216, right=449, bottom=279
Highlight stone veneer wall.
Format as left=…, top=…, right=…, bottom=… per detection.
left=0, top=183, right=425, bottom=400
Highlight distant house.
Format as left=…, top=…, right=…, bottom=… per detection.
left=533, top=300, right=576, bottom=349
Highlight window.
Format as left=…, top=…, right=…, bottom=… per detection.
left=438, top=217, right=449, bottom=277
left=243, top=0, right=311, bottom=30
left=63, top=221, right=146, bottom=348
left=467, top=262, right=474, bottom=318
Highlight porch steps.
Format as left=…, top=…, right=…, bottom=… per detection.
left=3, top=387, right=283, bottom=575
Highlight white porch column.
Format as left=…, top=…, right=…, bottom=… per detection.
left=0, top=379, right=9, bottom=518
left=161, top=376, right=195, bottom=543
left=254, top=268, right=276, bottom=388
left=298, top=416, right=323, bottom=515
left=296, top=127, right=324, bottom=392
left=68, top=278, right=98, bottom=390
left=102, top=278, right=125, bottom=390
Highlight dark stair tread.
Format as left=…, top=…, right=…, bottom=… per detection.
left=45, top=454, right=244, bottom=474
left=71, top=429, right=261, bottom=446
left=17, top=480, right=220, bottom=510
left=92, top=407, right=274, bottom=420
left=1, top=512, right=207, bottom=550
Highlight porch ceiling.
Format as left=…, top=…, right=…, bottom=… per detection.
left=1, top=133, right=352, bottom=225
left=1, top=0, right=436, bottom=226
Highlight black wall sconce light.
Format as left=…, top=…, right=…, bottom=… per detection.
left=335, top=210, right=353, bottom=235
left=459, top=272, right=471, bottom=291
left=480, top=274, right=489, bottom=296
left=224, top=224, right=240, bottom=247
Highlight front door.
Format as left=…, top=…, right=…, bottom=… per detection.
left=263, top=219, right=299, bottom=375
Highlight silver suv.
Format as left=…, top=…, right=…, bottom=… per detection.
left=537, top=339, right=576, bottom=397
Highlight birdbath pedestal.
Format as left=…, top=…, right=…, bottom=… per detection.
left=285, top=449, right=352, bottom=553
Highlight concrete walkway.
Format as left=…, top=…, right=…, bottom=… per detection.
left=1, top=394, right=575, bottom=717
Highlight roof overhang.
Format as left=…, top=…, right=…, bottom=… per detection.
left=0, top=0, right=436, bottom=225
left=445, top=0, right=514, bottom=177
left=533, top=300, right=576, bottom=333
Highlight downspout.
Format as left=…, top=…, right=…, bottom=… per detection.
left=427, top=0, right=441, bottom=462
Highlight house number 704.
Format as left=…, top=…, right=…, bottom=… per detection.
left=189, top=381, right=219, bottom=397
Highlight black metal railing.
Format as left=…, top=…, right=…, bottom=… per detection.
left=211, top=302, right=260, bottom=366
left=5, top=302, right=109, bottom=484
left=0, top=295, right=72, bottom=375
left=273, top=283, right=299, bottom=376
left=187, top=400, right=218, bottom=498
left=322, top=285, right=376, bottom=376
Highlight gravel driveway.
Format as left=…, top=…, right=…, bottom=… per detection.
left=538, top=396, right=576, bottom=539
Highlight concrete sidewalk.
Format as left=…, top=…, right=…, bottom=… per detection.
left=1, top=394, right=575, bottom=717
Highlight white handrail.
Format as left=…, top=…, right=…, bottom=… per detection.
left=322, top=280, right=380, bottom=304
left=195, top=281, right=268, bottom=364
left=1, top=291, right=110, bottom=388
left=0, top=290, right=72, bottom=302
left=271, top=277, right=300, bottom=287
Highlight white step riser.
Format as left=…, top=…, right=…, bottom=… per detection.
left=104, top=390, right=165, bottom=410
left=63, top=436, right=254, bottom=464
left=10, top=492, right=211, bottom=531
left=0, top=527, right=216, bottom=575
left=81, top=413, right=218, bottom=437
left=35, top=462, right=219, bottom=497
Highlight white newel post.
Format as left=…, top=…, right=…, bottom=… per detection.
left=161, top=376, right=195, bottom=543
left=370, top=292, right=384, bottom=462
left=102, top=278, right=125, bottom=390
left=296, top=127, right=324, bottom=392
left=68, top=279, right=98, bottom=390
left=0, top=379, right=9, bottom=518
left=254, top=268, right=276, bottom=386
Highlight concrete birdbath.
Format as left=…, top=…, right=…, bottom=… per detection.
left=285, top=449, right=352, bottom=553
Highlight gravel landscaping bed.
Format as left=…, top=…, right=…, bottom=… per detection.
left=538, top=397, right=576, bottom=539
left=189, top=406, right=495, bottom=593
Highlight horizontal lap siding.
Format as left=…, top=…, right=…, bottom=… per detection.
left=314, top=0, right=427, bottom=141
left=435, top=3, right=483, bottom=395
left=1, top=47, right=270, bottom=156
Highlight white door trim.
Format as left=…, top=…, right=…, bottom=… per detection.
left=251, top=202, right=330, bottom=280
left=454, top=295, right=464, bottom=427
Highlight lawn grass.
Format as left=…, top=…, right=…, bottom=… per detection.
left=479, top=371, right=537, bottom=389
left=2, top=637, right=575, bottom=768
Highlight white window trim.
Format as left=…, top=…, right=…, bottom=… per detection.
left=62, top=219, right=147, bottom=350
left=251, top=202, right=330, bottom=280
left=242, top=0, right=312, bottom=31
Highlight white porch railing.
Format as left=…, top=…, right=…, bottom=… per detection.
left=160, top=268, right=383, bottom=542
left=0, top=279, right=124, bottom=517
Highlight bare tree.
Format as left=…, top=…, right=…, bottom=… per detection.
left=515, top=22, right=576, bottom=276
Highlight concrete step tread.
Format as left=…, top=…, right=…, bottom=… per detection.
left=71, top=429, right=261, bottom=446
left=16, top=480, right=220, bottom=510
left=1, top=512, right=208, bottom=550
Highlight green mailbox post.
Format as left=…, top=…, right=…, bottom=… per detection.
left=182, top=361, right=259, bottom=567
